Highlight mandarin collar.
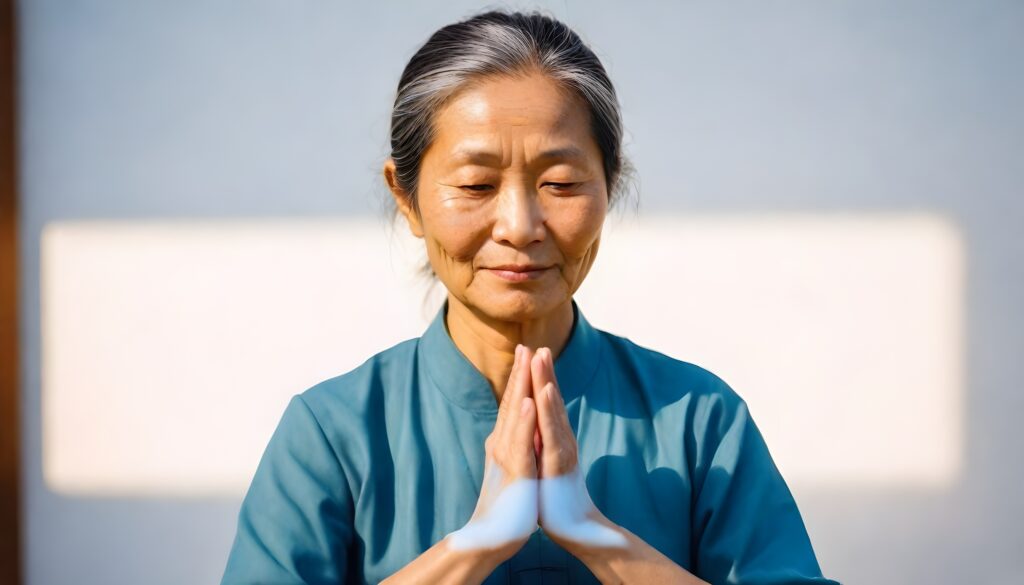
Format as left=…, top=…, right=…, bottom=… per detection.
left=418, top=298, right=604, bottom=414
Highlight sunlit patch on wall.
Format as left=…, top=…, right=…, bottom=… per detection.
left=41, top=213, right=964, bottom=496
left=577, top=212, right=965, bottom=492
left=41, top=217, right=446, bottom=497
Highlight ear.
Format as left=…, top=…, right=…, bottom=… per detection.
left=383, top=158, right=424, bottom=238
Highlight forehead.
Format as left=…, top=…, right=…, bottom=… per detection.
left=430, top=71, right=595, bottom=153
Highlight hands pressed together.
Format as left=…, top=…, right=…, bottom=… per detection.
left=446, top=344, right=627, bottom=561
left=388, top=345, right=708, bottom=585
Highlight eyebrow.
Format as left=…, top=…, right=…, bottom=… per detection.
left=448, top=146, right=588, bottom=166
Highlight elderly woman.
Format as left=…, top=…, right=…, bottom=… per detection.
left=222, top=10, right=838, bottom=585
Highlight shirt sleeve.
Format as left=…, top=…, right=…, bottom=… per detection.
left=222, top=394, right=355, bottom=585
left=689, top=384, right=841, bottom=585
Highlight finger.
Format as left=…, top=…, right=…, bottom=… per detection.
left=500, top=346, right=534, bottom=445
left=535, top=348, right=578, bottom=476
left=493, top=344, right=522, bottom=438
left=530, top=347, right=555, bottom=401
left=541, top=380, right=581, bottom=477
left=534, top=380, right=556, bottom=446
left=512, top=395, right=538, bottom=476
left=540, top=348, right=572, bottom=436
left=533, top=349, right=567, bottom=440
left=535, top=381, right=563, bottom=473
left=533, top=349, right=556, bottom=442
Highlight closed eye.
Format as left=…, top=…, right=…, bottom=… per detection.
left=459, top=184, right=494, bottom=193
left=544, top=182, right=579, bottom=191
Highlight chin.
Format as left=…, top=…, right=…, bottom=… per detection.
left=468, top=287, right=565, bottom=323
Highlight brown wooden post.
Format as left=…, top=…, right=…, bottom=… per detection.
left=0, top=0, right=21, bottom=582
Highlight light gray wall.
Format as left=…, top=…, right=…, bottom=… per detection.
left=18, top=1, right=1024, bottom=583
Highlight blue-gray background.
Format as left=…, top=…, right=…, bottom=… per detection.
left=17, top=1, right=1023, bottom=583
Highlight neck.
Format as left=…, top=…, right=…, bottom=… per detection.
left=445, top=294, right=575, bottom=405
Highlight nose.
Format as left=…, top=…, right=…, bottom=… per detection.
left=491, top=182, right=546, bottom=248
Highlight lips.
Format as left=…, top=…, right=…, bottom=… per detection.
left=486, top=264, right=551, bottom=272
left=482, top=264, right=552, bottom=282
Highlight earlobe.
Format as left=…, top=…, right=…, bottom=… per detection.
left=383, top=158, right=425, bottom=238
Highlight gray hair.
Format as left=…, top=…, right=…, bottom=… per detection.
left=388, top=9, right=634, bottom=215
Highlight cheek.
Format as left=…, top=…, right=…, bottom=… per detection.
left=548, top=198, right=606, bottom=264
left=421, top=202, right=490, bottom=268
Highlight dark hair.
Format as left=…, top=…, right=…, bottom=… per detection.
left=387, top=9, right=633, bottom=215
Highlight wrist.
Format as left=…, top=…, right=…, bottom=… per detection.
left=544, top=515, right=629, bottom=577
left=441, top=535, right=511, bottom=583
left=575, top=545, right=630, bottom=585
left=565, top=522, right=710, bottom=585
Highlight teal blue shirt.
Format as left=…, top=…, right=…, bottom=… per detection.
left=222, top=300, right=839, bottom=584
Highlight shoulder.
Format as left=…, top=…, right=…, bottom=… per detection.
left=596, top=327, right=746, bottom=417
left=292, top=333, right=419, bottom=430
left=266, top=336, right=420, bottom=478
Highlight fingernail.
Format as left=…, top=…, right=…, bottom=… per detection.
left=515, top=344, right=521, bottom=360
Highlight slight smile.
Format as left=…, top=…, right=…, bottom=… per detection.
left=483, top=264, right=553, bottom=283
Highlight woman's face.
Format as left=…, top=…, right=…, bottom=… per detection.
left=387, top=70, right=608, bottom=322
